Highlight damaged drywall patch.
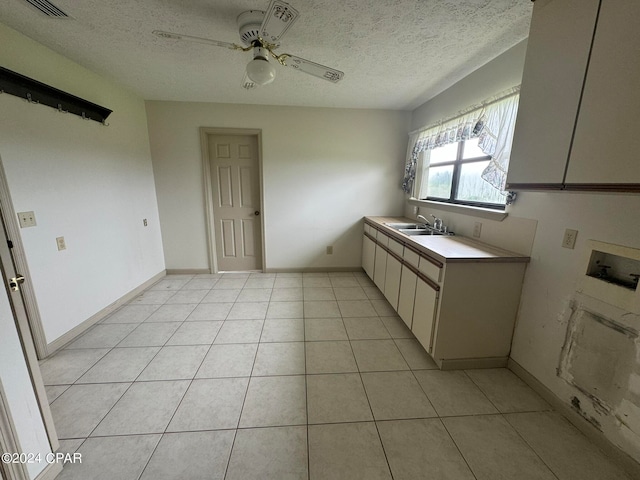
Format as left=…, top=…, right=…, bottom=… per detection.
left=570, top=395, right=602, bottom=430
left=559, top=307, right=636, bottom=408
left=558, top=296, right=640, bottom=456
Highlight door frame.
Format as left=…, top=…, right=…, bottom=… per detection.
left=0, top=380, right=29, bottom=480
left=200, top=128, right=265, bottom=273
left=0, top=156, right=58, bottom=451
left=0, top=158, right=49, bottom=359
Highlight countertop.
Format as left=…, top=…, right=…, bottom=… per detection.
left=364, top=216, right=530, bottom=264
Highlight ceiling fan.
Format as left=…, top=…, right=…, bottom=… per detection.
left=153, top=0, right=345, bottom=90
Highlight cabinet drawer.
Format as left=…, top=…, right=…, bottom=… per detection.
left=388, top=238, right=404, bottom=256
left=376, top=231, right=390, bottom=247
left=364, top=224, right=372, bottom=235
left=403, top=248, right=420, bottom=268
left=418, top=256, right=442, bottom=283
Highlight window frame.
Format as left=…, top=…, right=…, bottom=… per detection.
left=421, top=139, right=506, bottom=211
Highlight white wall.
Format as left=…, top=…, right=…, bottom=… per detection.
left=0, top=23, right=165, bottom=344
left=509, top=191, right=640, bottom=459
left=408, top=39, right=640, bottom=462
left=146, top=101, right=410, bottom=271
left=0, top=283, right=51, bottom=480
left=411, top=40, right=528, bottom=132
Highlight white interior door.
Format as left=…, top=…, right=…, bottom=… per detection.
left=209, top=134, right=262, bottom=271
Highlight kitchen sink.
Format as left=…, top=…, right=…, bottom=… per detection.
left=384, top=222, right=450, bottom=236
left=399, top=228, right=443, bottom=236
left=385, top=223, right=424, bottom=230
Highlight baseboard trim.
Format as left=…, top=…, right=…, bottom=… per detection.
left=46, top=271, right=166, bottom=355
left=508, top=358, right=640, bottom=480
left=265, top=267, right=364, bottom=273
left=166, top=268, right=211, bottom=275
left=438, top=356, right=508, bottom=370
left=35, top=461, right=62, bottom=480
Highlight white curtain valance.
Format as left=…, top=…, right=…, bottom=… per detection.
left=402, top=110, right=483, bottom=193
left=402, top=87, right=520, bottom=195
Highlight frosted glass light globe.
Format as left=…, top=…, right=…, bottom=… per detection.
left=246, top=58, right=276, bottom=85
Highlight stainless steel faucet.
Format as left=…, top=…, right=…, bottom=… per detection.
left=417, top=215, right=431, bottom=227
left=431, top=214, right=443, bottom=231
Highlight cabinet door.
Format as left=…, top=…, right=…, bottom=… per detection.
left=566, top=0, right=640, bottom=185
left=506, top=0, right=600, bottom=187
left=411, top=277, right=438, bottom=354
left=383, top=254, right=402, bottom=310
left=373, top=245, right=387, bottom=293
left=398, top=266, right=417, bottom=329
left=362, top=235, right=376, bottom=280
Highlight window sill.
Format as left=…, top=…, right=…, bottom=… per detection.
left=408, top=198, right=508, bottom=221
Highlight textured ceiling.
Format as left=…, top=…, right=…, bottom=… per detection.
left=0, top=0, right=533, bottom=110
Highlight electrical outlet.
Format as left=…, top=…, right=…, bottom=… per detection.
left=17, top=211, right=36, bottom=228
left=412, top=206, right=418, bottom=215
left=326, top=246, right=333, bottom=255
left=56, top=236, right=66, bottom=251
left=143, top=219, right=148, bottom=227
left=562, top=229, right=578, bottom=249
left=473, top=222, right=482, bottom=238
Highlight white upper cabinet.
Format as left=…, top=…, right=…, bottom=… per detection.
left=508, top=0, right=599, bottom=187
left=507, top=0, right=640, bottom=191
left=565, top=0, right=640, bottom=185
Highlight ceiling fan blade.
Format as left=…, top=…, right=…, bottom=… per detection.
left=153, top=30, right=241, bottom=50
left=260, top=0, right=300, bottom=44
left=281, top=55, right=344, bottom=83
left=242, top=73, right=258, bottom=90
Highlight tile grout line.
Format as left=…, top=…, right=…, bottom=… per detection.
left=221, top=297, right=266, bottom=480
left=438, top=417, right=479, bottom=480
left=501, top=414, right=562, bottom=480
left=342, top=309, right=396, bottom=479
left=303, top=295, right=311, bottom=480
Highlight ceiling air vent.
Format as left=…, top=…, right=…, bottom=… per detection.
left=22, top=0, right=69, bottom=17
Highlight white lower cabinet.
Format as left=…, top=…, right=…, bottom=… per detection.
left=373, top=244, right=387, bottom=293
left=383, top=253, right=402, bottom=310
left=397, top=266, right=417, bottom=329
left=362, top=221, right=527, bottom=369
left=362, top=234, right=376, bottom=279
left=411, top=276, right=439, bottom=354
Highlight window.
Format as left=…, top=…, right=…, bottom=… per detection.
left=417, top=137, right=506, bottom=209
left=402, top=88, right=520, bottom=209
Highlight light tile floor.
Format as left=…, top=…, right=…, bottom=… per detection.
left=41, top=272, right=631, bottom=480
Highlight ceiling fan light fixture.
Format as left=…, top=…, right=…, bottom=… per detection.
left=154, top=1, right=344, bottom=90
left=246, top=49, right=276, bottom=85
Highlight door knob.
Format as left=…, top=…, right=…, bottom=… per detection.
left=254, top=211, right=260, bottom=216
left=9, top=275, right=25, bottom=292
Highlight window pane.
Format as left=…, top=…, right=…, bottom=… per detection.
left=428, top=143, right=458, bottom=164
left=462, top=138, right=488, bottom=159
left=425, top=165, right=454, bottom=199
left=455, top=161, right=506, bottom=204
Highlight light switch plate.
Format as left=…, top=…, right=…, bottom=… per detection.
left=17, top=211, right=36, bottom=228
